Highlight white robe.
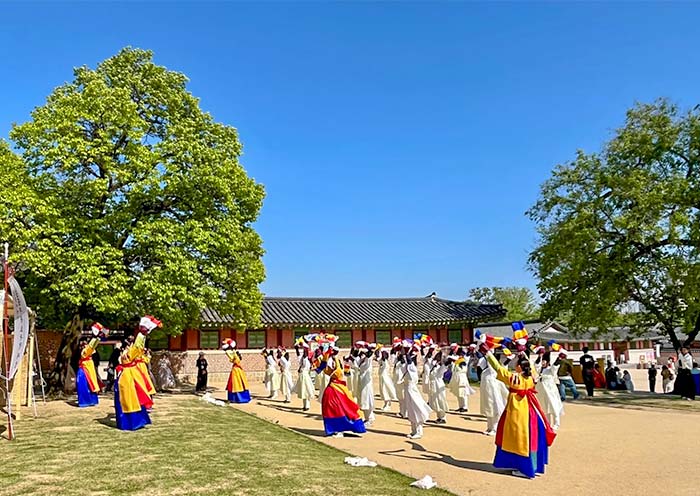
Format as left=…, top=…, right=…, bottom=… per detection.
left=392, top=356, right=405, bottom=413
left=428, top=362, right=449, bottom=415
left=294, top=355, right=315, bottom=400
left=279, top=356, right=294, bottom=398
left=449, top=361, right=476, bottom=399
left=478, top=356, right=508, bottom=419
left=265, top=355, right=281, bottom=394
left=378, top=357, right=397, bottom=401
left=403, top=361, right=432, bottom=426
left=535, top=365, right=564, bottom=424
left=358, top=356, right=375, bottom=411
left=421, top=358, right=433, bottom=395
left=156, top=355, right=176, bottom=390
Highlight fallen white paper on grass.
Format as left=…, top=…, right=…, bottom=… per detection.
left=199, top=392, right=226, bottom=407
left=344, top=456, right=377, bottom=467
left=410, top=475, right=437, bottom=489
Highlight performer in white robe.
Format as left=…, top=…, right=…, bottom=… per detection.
left=294, top=345, right=315, bottom=411
left=403, top=346, right=432, bottom=439
left=478, top=354, right=508, bottom=435
left=428, top=354, right=449, bottom=424
left=392, top=351, right=407, bottom=418
left=535, top=359, right=564, bottom=430
left=278, top=350, right=294, bottom=403
left=357, top=350, right=376, bottom=425
left=377, top=349, right=397, bottom=411
left=449, top=354, right=476, bottom=412
left=263, top=349, right=281, bottom=399
left=421, top=347, right=435, bottom=397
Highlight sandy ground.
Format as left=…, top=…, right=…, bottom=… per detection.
left=217, top=380, right=700, bottom=496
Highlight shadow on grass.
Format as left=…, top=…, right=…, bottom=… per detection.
left=258, top=401, right=323, bottom=420
left=378, top=445, right=510, bottom=477
left=581, top=391, right=700, bottom=412
left=95, top=414, right=117, bottom=429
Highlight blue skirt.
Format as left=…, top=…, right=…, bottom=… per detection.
left=114, top=378, right=151, bottom=431
left=228, top=390, right=251, bottom=403
left=493, top=414, right=548, bottom=478
left=76, top=368, right=99, bottom=407
left=323, top=416, right=367, bottom=436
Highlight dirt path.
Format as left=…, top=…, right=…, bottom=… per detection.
left=221, top=382, right=699, bottom=496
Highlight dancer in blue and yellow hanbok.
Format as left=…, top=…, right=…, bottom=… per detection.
left=114, top=315, right=161, bottom=431
left=321, top=349, right=366, bottom=437
left=222, top=338, right=251, bottom=403
left=484, top=350, right=556, bottom=478
left=76, top=325, right=104, bottom=407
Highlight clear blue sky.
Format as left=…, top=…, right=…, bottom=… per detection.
left=2, top=3, right=700, bottom=301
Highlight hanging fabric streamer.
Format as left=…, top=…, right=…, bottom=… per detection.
left=8, top=276, right=29, bottom=380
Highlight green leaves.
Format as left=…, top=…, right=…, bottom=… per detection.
left=467, top=287, right=539, bottom=322
left=0, top=47, right=265, bottom=333
left=528, top=99, right=700, bottom=347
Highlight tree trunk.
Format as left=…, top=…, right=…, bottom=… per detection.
left=682, top=312, right=700, bottom=348
left=664, top=320, right=682, bottom=352
left=46, top=313, right=83, bottom=393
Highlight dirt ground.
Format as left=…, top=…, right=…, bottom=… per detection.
left=221, top=380, right=700, bottom=496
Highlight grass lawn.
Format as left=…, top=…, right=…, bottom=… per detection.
left=585, top=390, right=700, bottom=412
left=0, top=394, right=453, bottom=496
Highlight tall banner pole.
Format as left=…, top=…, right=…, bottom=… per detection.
left=2, top=242, right=14, bottom=440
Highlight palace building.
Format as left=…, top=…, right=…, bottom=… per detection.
left=167, top=294, right=505, bottom=351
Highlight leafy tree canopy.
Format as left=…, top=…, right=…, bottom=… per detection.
left=0, top=47, right=265, bottom=335
left=467, top=286, right=540, bottom=322
left=527, top=99, right=700, bottom=350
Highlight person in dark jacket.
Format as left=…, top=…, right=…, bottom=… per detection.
left=195, top=352, right=208, bottom=392
left=648, top=363, right=657, bottom=393
left=579, top=347, right=596, bottom=397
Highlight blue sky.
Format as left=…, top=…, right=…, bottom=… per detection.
left=2, top=3, right=700, bottom=301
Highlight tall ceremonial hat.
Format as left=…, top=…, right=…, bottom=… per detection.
left=548, top=339, right=562, bottom=352
left=511, top=321, right=529, bottom=345
left=91, top=322, right=108, bottom=337
left=139, top=315, right=162, bottom=333
left=221, top=338, right=236, bottom=349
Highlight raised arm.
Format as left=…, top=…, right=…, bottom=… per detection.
left=485, top=351, right=513, bottom=385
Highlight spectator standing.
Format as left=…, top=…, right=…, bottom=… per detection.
left=648, top=363, right=657, bottom=393
left=105, top=342, right=122, bottom=391
left=660, top=365, right=674, bottom=393
left=675, top=347, right=695, bottom=400
left=195, top=352, right=208, bottom=392
left=622, top=370, right=634, bottom=392
left=579, top=347, right=596, bottom=398
left=554, top=350, right=580, bottom=401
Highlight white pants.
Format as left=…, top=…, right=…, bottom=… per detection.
left=458, top=396, right=468, bottom=410
left=486, top=416, right=498, bottom=432
left=410, top=422, right=424, bottom=437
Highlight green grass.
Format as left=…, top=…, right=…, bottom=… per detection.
left=0, top=394, right=453, bottom=496
left=585, top=390, right=700, bottom=412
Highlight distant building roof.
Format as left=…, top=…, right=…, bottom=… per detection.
left=201, top=295, right=505, bottom=328
left=476, top=320, right=664, bottom=343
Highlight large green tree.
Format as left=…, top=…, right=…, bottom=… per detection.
left=467, top=286, right=540, bottom=321
left=528, top=99, right=700, bottom=350
left=0, top=48, right=265, bottom=389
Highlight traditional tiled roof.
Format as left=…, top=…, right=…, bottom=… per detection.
left=476, top=320, right=664, bottom=343
left=201, top=295, right=505, bottom=328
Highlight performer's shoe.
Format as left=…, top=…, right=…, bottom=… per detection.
left=332, top=432, right=344, bottom=438
left=483, top=430, right=496, bottom=436
left=512, top=470, right=529, bottom=479
left=436, top=418, right=447, bottom=424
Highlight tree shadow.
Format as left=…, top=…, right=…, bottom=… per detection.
left=424, top=422, right=484, bottom=435
left=378, top=445, right=510, bottom=477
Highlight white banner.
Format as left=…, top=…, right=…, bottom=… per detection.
left=8, top=277, right=29, bottom=380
